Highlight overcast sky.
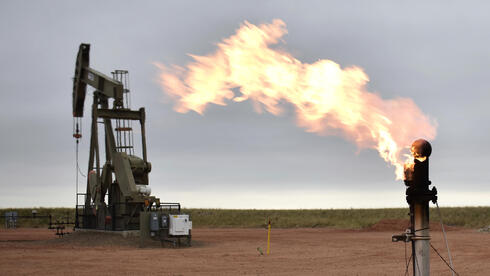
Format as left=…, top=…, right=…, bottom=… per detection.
left=1, top=1, right=489, bottom=209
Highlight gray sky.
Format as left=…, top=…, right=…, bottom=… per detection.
left=1, top=0, right=489, bottom=208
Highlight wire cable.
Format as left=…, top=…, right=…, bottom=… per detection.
left=76, top=140, right=86, bottom=178
left=75, top=139, right=79, bottom=210
left=414, top=249, right=421, bottom=276
left=430, top=243, right=460, bottom=276
left=435, top=202, right=455, bottom=276
left=404, top=241, right=408, bottom=270
left=404, top=252, right=412, bottom=276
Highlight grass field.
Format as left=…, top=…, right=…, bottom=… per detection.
left=1, top=207, right=489, bottom=229
left=184, top=207, right=490, bottom=229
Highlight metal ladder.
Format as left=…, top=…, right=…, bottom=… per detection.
left=112, top=70, right=135, bottom=155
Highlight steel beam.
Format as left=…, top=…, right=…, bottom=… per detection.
left=97, top=108, right=143, bottom=121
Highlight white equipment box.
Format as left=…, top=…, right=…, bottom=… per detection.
left=169, top=214, right=192, bottom=236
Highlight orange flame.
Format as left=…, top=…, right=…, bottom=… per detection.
left=155, top=19, right=437, bottom=180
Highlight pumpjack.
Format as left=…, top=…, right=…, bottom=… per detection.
left=72, top=43, right=192, bottom=241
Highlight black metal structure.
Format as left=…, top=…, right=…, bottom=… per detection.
left=392, top=139, right=438, bottom=276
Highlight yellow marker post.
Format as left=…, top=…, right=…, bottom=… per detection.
left=267, top=218, right=271, bottom=255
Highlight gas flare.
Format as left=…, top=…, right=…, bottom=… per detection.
left=155, top=19, right=437, bottom=179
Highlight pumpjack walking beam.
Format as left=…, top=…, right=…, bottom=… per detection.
left=73, top=44, right=124, bottom=117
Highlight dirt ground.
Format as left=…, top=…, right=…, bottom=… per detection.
left=0, top=221, right=488, bottom=275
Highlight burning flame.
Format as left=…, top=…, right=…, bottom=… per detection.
left=155, top=19, right=437, bottom=180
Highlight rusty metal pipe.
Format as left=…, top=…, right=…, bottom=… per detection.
left=405, top=139, right=436, bottom=276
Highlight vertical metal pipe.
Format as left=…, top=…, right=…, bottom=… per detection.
left=405, top=139, right=434, bottom=276
left=413, top=202, right=430, bottom=276
left=140, top=108, right=147, bottom=163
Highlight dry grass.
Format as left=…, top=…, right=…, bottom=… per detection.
left=0, top=207, right=74, bottom=228
left=184, top=207, right=490, bottom=229
left=1, top=207, right=488, bottom=229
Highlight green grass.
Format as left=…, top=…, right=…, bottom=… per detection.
left=183, top=207, right=490, bottom=229
left=1, top=207, right=488, bottom=229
